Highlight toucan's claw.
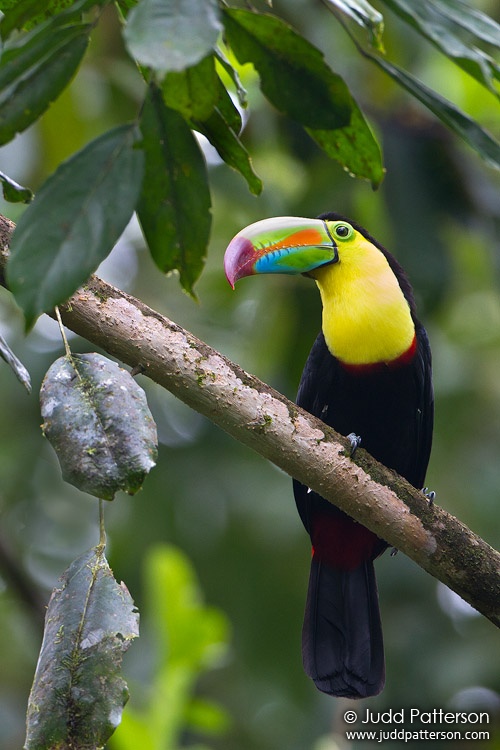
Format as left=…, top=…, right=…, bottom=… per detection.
left=390, top=548, right=398, bottom=557
left=422, top=487, right=436, bottom=507
left=347, top=432, right=362, bottom=457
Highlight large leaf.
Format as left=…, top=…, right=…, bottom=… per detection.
left=40, top=353, right=158, bottom=500
left=210, top=75, right=243, bottom=135
left=25, top=545, right=139, bottom=750
left=7, top=124, right=144, bottom=328
left=223, top=8, right=383, bottom=185
left=137, top=85, right=211, bottom=295
left=0, top=21, right=90, bottom=144
left=222, top=8, right=352, bottom=131
left=124, top=0, right=222, bottom=74
left=160, top=56, right=261, bottom=195
left=372, top=53, right=500, bottom=170
left=193, top=76, right=262, bottom=195
left=196, top=109, right=262, bottom=196
left=381, top=0, right=500, bottom=98
left=332, top=8, right=500, bottom=172
left=162, top=54, right=219, bottom=122
left=307, top=98, right=384, bottom=187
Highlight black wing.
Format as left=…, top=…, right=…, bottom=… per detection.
left=413, top=321, right=434, bottom=489
left=292, top=332, right=341, bottom=534
left=293, top=325, right=433, bottom=532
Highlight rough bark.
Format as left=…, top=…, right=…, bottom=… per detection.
left=1, top=215, right=499, bottom=627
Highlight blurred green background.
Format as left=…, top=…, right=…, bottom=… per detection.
left=0, top=1, right=499, bottom=748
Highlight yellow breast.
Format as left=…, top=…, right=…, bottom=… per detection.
left=311, top=236, right=415, bottom=366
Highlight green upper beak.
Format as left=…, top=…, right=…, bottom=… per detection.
left=224, top=216, right=339, bottom=288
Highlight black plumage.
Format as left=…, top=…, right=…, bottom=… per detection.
left=293, top=214, right=433, bottom=698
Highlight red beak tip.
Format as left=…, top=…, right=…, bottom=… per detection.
left=224, top=235, right=256, bottom=288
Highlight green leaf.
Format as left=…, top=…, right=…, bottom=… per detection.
left=0, top=169, right=33, bottom=203
left=7, top=124, right=144, bottom=328
left=162, top=54, right=219, bottom=122
left=324, top=0, right=385, bottom=52
left=113, top=545, right=230, bottom=750
left=137, top=85, right=211, bottom=295
left=124, top=0, right=222, bottom=74
left=307, top=99, right=384, bottom=187
left=147, top=546, right=229, bottom=669
left=0, top=333, right=31, bottom=392
left=0, top=0, right=104, bottom=37
left=166, top=58, right=261, bottom=195
left=372, top=54, right=500, bottom=170
left=40, top=353, right=158, bottom=500
left=381, top=0, right=500, bottom=98
left=222, top=8, right=353, bottom=131
left=194, top=104, right=262, bottom=196
left=25, top=545, right=139, bottom=750
left=211, top=75, right=243, bottom=135
left=115, top=0, right=138, bottom=18
left=221, top=8, right=383, bottom=185
left=160, top=56, right=260, bottom=194
left=215, top=47, right=247, bottom=107
left=417, top=0, right=500, bottom=49
left=185, top=698, right=231, bottom=736
left=0, top=21, right=90, bottom=144
left=0, top=0, right=55, bottom=36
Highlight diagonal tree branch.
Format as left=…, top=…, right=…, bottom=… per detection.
left=1, top=215, right=499, bottom=627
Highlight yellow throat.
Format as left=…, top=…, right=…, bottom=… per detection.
left=311, top=235, right=415, bottom=366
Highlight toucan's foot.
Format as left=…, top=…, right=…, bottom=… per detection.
left=390, top=548, right=398, bottom=557
left=347, top=433, right=362, bottom=457
left=422, top=487, right=436, bottom=507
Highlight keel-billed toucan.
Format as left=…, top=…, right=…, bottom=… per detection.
left=224, top=213, right=433, bottom=699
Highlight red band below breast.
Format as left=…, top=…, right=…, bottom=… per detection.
left=340, top=333, right=417, bottom=375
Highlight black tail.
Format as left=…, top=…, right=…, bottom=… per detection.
left=302, top=557, right=385, bottom=698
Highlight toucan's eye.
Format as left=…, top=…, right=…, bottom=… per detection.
left=334, top=223, right=352, bottom=239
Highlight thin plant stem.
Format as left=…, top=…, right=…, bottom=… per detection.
left=99, top=499, right=107, bottom=549
left=55, top=305, right=73, bottom=359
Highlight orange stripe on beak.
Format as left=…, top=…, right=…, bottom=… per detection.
left=264, top=228, right=326, bottom=253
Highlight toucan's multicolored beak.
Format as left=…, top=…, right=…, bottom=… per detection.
left=224, top=216, right=339, bottom=288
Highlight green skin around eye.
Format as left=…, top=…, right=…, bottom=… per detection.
left=328, top=222, right=354, bottom=241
